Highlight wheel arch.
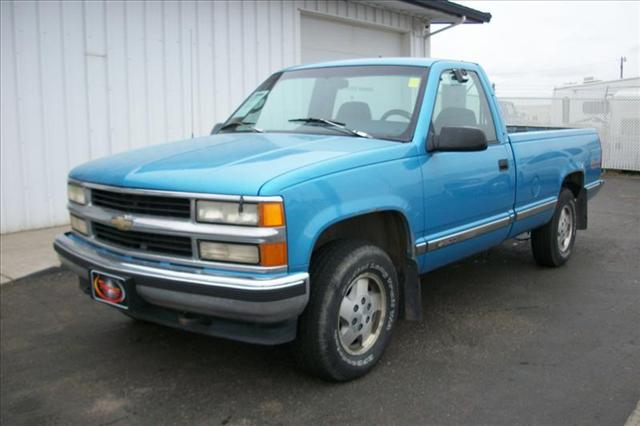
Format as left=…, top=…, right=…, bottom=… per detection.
left=312, top=210, right=412, bottom=261
left=309, top=209, right=422, bottom=321
left=561, top=170, right=587, bottom=229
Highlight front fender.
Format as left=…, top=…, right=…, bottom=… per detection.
left=268, top=156, right=424, bottom=273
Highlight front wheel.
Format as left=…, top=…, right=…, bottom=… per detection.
left=294, top=240, right=399, bottom=381
left=531, top=188, right=577, bottom=267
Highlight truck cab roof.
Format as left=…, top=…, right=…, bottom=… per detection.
left=285, top=57, right=477, bottom=71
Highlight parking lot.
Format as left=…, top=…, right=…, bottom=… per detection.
left=1, top=176, right=639, bottom=425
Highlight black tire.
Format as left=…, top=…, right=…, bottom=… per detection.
left=294, top=239, right=399, bottom=381
left=531, top=188, right=577, bottom=267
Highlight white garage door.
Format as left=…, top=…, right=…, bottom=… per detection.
left=301, top=14, right=409, bottom=64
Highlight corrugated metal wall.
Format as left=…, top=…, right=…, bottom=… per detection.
left=0, top=0, right=429, bottom=234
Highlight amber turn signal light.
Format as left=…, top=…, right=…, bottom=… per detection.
left=259, top=202, right=285, bottom=227
left=260, top=241, right=287, bottom=267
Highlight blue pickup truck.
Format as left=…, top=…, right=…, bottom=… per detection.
left=55, top=58, right=603, bottom=381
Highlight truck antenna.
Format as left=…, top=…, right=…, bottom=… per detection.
left=190, top=29, right=195, bottom=138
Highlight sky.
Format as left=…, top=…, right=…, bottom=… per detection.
left=430, top=1, right=640, bottom=97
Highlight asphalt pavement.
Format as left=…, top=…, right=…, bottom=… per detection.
left=2, top=176, right=639, bottom=425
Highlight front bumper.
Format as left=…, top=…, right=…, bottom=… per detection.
left=54, top=233, right=309, bottom=344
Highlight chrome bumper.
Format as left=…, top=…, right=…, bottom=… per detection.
left=54, top=233, right=309, bottom=324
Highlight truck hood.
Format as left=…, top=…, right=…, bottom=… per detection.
left=70, top=133, right=406, bottom=195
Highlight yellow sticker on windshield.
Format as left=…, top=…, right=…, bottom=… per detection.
left=408, top=77, right=421, bottom=88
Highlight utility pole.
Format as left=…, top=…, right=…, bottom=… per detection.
left=620, top=56, right=627, bottom=79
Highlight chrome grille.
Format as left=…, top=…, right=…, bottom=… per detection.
left=92, top=188, right=191, bottom=218
left=92, top=222, right=193, bottom=257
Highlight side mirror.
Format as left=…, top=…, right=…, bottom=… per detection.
left=433, top=126, right=487, bottom=152
left=210, top=123, right=223, bottom=135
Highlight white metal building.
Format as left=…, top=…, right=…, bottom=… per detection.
left=0, top=0, right=490, bottom=234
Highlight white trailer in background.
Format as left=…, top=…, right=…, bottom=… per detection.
left=551, top=78, right=640, bottom=171
left=499, top=79, right=639, bottom=172
left=605, top=89, right=640, bottom=171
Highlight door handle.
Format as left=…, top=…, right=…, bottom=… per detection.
left=498, top=159, right=509, bottom=171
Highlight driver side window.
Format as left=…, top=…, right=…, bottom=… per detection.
left=431, top=70, right=498, bottom=143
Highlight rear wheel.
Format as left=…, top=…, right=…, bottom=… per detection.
left=531, top=188, right=577, bottom=267
left=294, top=240, right=399, bottom=381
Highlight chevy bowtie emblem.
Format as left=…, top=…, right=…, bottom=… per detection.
left=110, top=215, right=134, bottom=231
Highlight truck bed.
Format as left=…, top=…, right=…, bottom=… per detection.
left=505, top=125, right=602, bottom=239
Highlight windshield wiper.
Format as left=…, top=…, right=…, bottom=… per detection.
left=289, top=117, right=372, bottom=138
left=218, top=121, right=264, bottom=133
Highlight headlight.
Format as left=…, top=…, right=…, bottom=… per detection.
left=70, top=214, right=88, bottom=235
left=199, top=241, right=260, bottom=264
left=196, top=200, right=284, bottom=227
left=68, top=183, right=87, bottom=205
left=197, top=201, right=258, bottom=225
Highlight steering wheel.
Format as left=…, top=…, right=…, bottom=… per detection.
left=380, top=109, right=412, bottom=121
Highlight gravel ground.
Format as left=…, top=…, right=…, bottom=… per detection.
left=1, top=176, right=639, bottom=425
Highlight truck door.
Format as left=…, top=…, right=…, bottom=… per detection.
left=419, top=69, right=515, bottom=272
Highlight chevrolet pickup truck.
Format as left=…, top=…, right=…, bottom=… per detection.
left=54, top=58, right=603, bottom=381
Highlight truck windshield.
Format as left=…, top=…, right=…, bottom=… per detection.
left=221, top=65, right=429, bottom=142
